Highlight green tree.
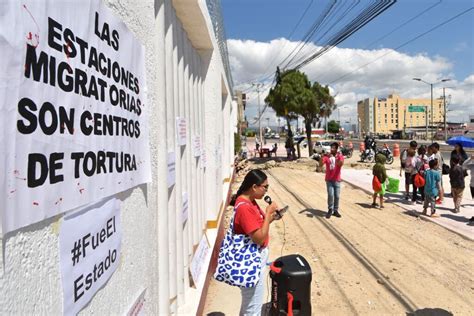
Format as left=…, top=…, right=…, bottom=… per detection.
left=327, top=120, right=340, bottom=134
left=265, top=68, right=313, bottom=157
left=299, top=82, right=335, bottom=155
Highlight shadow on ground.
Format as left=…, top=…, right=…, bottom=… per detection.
left=299, top=208, right=327, bottom=218
left=406, top=307, right=453, bottom=316
left=356, top=202, right=377, bottom=209
left=440, top=213, right=470, bottom=223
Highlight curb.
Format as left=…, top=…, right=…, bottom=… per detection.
left=342, top=179, right=473, bottom=241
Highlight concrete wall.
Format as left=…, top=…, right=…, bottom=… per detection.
left=0, top=0, right=235, bottom=314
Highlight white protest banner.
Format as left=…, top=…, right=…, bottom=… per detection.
left=0, top=0, right=151, bottom=234
left=192, top=135, right=201, bottom=157
left=167, top=152, right=176, bottom=188
left=176, top=117, right=187, bottom=146
left=182, top=192, right=188, bottom=226
left=190, top=235, right=210, bottom=287
left=60, top=198, right=122, bottom=315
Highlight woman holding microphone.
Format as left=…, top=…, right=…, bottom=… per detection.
left=216, top=169, right=279, bottom=315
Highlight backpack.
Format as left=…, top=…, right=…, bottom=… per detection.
left=414, top=173, right=425, bottom=188
left=442, top=163, right=450, bottom=175
left=372, top=175, right=382, bottom=192
left=400, top=149, right=408, bottom=168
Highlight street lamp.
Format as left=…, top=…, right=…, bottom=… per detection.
left=252, top=83, right=264, bottom=145
left=413, top=78, right=450, bottom=140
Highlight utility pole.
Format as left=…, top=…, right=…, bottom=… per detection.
left=252, top=83, right=264, bottom=146
left=403, top=107, right=407, bottom=139
left=425, top=106, right=428, bottom=140
left=443, top=87, right=447, bottom=141
left=413, top=77, right=450, bottom=141
left=430, top=83, right=433, bottom=140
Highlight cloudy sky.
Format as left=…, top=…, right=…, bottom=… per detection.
left=222, top=0, right=473, bottom=129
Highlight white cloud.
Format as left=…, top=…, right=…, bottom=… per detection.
left=229, top=38, right=473, bottom=127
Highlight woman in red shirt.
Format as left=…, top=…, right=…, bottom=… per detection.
left=230, top=169, right=279, bottom=315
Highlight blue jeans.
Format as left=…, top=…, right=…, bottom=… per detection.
left=240, top=247, right=269, bottom=315
left=326, top=181, right=341, bottom=213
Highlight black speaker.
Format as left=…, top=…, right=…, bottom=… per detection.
left=269, top=254, right=312, bottom=316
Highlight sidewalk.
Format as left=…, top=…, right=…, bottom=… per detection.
left=342, top=169, right=474, bottom=240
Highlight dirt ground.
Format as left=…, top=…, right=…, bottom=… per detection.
left=203, top=159, right=474, bottom=315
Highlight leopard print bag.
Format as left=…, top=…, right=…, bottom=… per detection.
left=214, top=202, right=263, bottom=287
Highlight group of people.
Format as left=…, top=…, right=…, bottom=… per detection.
left=398, top=140, right=473, bottom=216
left=215, top=139, right=472, bottom=315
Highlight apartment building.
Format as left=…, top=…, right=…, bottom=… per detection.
left=358, top=94, right=444, bottom=135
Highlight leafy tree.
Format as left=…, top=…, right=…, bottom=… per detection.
left=299, top=82, right=335, bottom=155
left=265, top=68, right=311, bottom=138
left=266, top=69, right=314, bottom=158
left=327, top=120, right=340, bottom=134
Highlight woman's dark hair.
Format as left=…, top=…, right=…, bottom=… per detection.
left=455, top=143, right=466, bottom=155
left=418, top=145, right=426, bottom=155
left=230, top=169, right=267, bottom=206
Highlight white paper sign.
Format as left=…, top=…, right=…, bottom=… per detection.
left=190, top=235, right=209, bottom=286
left=201, top=149, right=207, bottom=169
left=60, top=198, right=122, bottom=316
left=176, top=117, right=187, bottom=146
left=0, top=0, right=151, bottom=234
left=167, top=152, right=176, bottom=188
left=192, top=135, right=201, bottom=157
left=182, top=192, right=188, bottom=226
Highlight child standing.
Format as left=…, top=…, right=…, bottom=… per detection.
left=413, top=145, right=429, bottom=203
left=462, top=154, right=474, bottom=199
left=449, top=156, right=465, bottom=213
left=423, top=159, right=441, bottom=217
left=372, top=153, right=387, bottom=208
left=403, top=148, right=417, bottom=201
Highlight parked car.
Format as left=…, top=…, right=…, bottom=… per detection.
left=313, top=141, right=332, bottom=154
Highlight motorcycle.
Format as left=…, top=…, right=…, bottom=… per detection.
left=360, top=148, right=375, bottom=162
left=376, top=147, right=394, bottom=164
left=340, top=146, right=353, bottom=158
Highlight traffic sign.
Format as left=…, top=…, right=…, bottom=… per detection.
left=408, top=105, right=425, bottom=113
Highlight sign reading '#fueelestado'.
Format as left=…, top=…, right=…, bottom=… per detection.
left=60, top=198, right=122, bottom=315
left=0, top=0, right=151, bottom=234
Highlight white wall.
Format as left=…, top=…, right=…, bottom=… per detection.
left=0, top=0, right=235, bottom=314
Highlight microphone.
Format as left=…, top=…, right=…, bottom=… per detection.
left=264, top=196, right=272, bottom=204
left=264, top=195, right=287, bottom=219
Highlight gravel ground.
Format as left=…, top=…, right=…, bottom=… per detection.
left=203, top=159, right=473, bottom=315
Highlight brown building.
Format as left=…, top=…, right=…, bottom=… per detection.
left=235, top=90, right=247, bottom=134
left=357, top=94, right=444, bottom=135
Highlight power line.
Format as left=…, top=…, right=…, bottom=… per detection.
left=326, top=6, right=474, bottom=85
left=316, top=0, right=442, bottom=83
left=281, top=0, right=338, bottom=69
left=292, top=0, right=397, bottom=71
left=239, top=0, right=315, bottom=86
left=286, top=0, right=362, bottom=70
left=259, top=0, right=315, bottom=77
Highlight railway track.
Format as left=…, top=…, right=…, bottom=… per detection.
left=266, top=168, right=473, bottom=315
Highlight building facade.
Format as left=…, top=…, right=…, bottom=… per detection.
left=0, top=0, right=236, bottom=315
left=357, top=98, right=375, bottom=134
left=358, top=94, right=444, bottom=135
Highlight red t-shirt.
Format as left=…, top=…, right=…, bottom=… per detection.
left=323, top=153, right=344, bottom=182
left=233, top=196, right=269, bottom=247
